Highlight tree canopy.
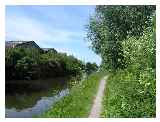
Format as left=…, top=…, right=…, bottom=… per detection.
left=5, top=47, right=85, bottom=80
left=87, top=5, right=155, bottom=70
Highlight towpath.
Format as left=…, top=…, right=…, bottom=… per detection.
left=89, top=75, right=108, bottom=118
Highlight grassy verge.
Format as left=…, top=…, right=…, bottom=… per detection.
left=40, top=72, right=106, bottom=117
left=101, top=68, right=156, bottom=118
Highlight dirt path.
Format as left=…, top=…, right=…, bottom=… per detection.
left=89, top=75, right=108, bottom=118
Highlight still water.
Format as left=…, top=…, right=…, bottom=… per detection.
left=5, top=77, right=72, bottom=118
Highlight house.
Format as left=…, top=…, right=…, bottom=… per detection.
left=5, top=41, right=58, bottom=54
left=5, top=41, right=41, bottom=49
left=42, top=48, right=57, bottom=53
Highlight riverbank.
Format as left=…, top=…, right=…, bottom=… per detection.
left=40, top=72, right=106, bottom=117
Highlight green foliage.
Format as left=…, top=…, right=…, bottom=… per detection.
left=6, top=6, right=156, bottom=118
left=5, top=47, right=85, bottom=80
left=15, top=56, right=34, bottom=79
left=85, top=62, right=98, bottom=75
left=87, top=7, right=156, bottom=117
left=101, top=14, right=156, bottom=117
left=101, top=69, right=155, bottom=117
left=87, top=5, right=155, bottom=70
left=122, top=14, right=156, bottom=69
left=40, top=72, right=106, bottom=117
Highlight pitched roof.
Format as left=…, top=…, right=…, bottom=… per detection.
left=5, top=41, right=40, bottom=49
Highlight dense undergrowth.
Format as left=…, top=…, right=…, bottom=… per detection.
left=87, top=6, right=156, bottom=117
left=101, top=68, right=156, bottom=117
left=40, top=72, right=106, bottom=117
left=101, top=15, right=156, bottom=117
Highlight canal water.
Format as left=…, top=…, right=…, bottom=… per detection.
left=5, top=77, right=72, bottom=118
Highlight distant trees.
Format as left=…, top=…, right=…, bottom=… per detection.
left=85, top=62, right=98, bottom=75
left=5, top=47, right=85, bottom=80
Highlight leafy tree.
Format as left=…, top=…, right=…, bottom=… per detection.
left=122, top=14, right=156, bottom=69
left=15, top=56, right=34, bottom=79
left=87, top=5, right=155, bottom=71
left=99, top=9, right=156, bottom=117
left=6, top=46, right=85, bottom=80
left=85, top=62, right=98, bottom=75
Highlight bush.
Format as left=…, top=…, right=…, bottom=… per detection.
left=5, top=47, right=85, bottom=80
left=102, top=68, right=155, bottom=117
left=101, top=15, right=156, bottom=118
left=85, top=62, right=98, bottom=75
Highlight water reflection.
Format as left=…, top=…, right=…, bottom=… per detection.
left=5, top=78, right=71, bottom=118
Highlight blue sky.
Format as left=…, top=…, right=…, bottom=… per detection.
left=6, top=6, right=102, bottom=65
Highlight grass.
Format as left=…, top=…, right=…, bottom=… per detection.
left=40, top=72, right=106, bottom=117
left=101, top=68, right=156, bottom=118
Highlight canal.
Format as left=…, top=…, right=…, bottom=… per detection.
left=5, top=77, right=74, bottom=118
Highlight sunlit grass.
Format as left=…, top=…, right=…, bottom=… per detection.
left=40, top=72, right=106, bottom=117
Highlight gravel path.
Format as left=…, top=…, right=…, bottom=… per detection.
left=89, top=76, right=108, bottom=118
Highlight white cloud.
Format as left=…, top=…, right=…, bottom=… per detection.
left=5, top=8, right=101, bottom=65
left=6, top=13, right=83, bottom=46
left=55, top=47, right=101, bottom=65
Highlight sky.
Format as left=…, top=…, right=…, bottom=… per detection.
left=6, top=5, right=102, bottom=65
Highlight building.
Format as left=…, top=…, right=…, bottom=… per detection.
left=5, top=41, right=41, bottom=49
left=42, top=48, right=57, bottom=53
left=5, top=41, right=58, bottom=54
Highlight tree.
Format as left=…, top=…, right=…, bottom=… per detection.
left=85, top=62, right=98, bottom=75
left=15, top=56, right=34, bottom=79
left=87, top=5, right=155, bottom=71
left=6, top=46, right=85, bottom=80
left=122, top=14, right=156, bottom=70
